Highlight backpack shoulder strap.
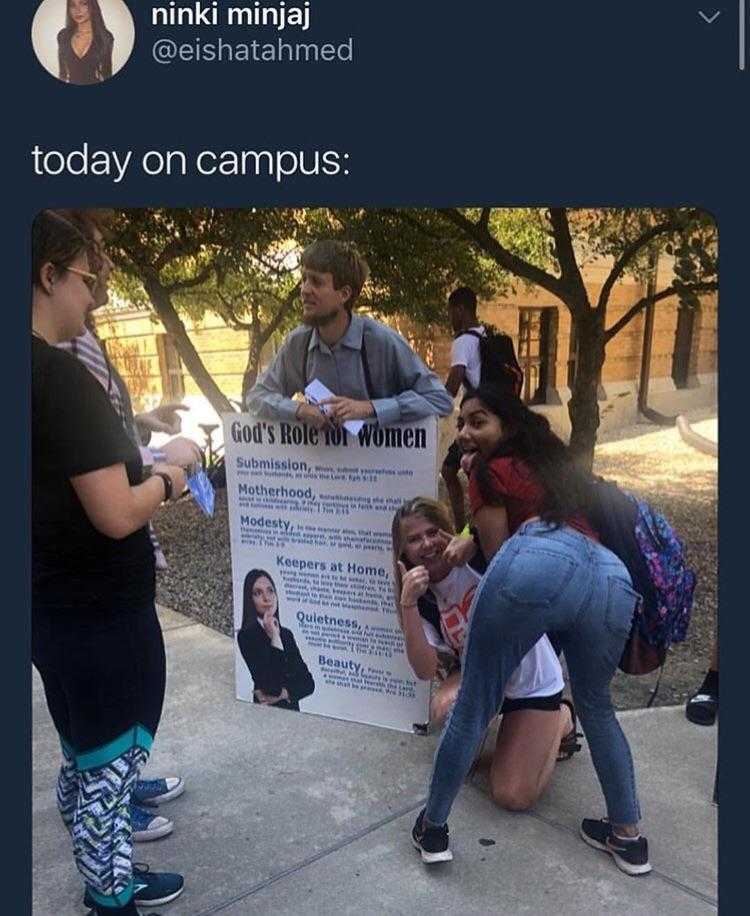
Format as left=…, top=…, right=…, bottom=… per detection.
left=301, top=328, right=315, bottom=388
left=360, top=325, right=375, bottom=400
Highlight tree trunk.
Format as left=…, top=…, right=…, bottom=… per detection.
left=241, top=329, right=264, bottom=407
left=567, top=309, right=606, bottom=469
left=144, top=277, right=235, bottom=416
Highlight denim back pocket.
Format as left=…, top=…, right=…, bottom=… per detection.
left=496, top=544, right=577, bottom=609
left=604, top=576, right=640, bottom=640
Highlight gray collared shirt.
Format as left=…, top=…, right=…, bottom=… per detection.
left=245, top=314, right=453, bottom=426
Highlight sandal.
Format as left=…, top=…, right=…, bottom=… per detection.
left=557, top=698, right=583, bottom=761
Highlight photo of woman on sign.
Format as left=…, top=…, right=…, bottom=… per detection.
left=236, top=569, right=315, bottom=711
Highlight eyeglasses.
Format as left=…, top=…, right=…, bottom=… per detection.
left=65, top=265, right=98, bottom=293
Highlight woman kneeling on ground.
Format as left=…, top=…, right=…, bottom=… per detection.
left=410, top=386, right=651, bottom=877
left=393, top=497, right=580, bottom=814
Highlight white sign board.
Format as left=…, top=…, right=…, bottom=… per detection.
left=224, top=415, right=438, bottom=732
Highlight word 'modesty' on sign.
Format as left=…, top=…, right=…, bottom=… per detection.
left=225, top=415, right=437, bottom=733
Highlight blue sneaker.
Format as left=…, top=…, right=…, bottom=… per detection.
left=131, top=802, right=173, bottom=842
left=84, top=864, right=184, bottom=908
left=133, top=777, right=186, bottom=806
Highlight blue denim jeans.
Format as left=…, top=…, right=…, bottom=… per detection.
left=425, top=520, right=642, bottom=826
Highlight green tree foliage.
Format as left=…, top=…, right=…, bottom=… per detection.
left=422, top=207, right=717, bottom=463
left=105, top=207, right=716, bottom=463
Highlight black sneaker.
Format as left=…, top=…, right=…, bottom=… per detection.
left=411, top=809, right=453, bottom=863
left=84, top=864, right=184, bottom=909
left=580, top=818, right=652, bottom=876
left=685, top=690, right=718, bottom=726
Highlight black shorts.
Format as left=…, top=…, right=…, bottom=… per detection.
left=501, top=690, right=563, bottom=715
left=442, top=439, right=462, bottom=471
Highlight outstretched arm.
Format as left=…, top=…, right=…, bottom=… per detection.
left=371, top=335, right=454, bottom=426
left=245, top=338, right=304, bottom=421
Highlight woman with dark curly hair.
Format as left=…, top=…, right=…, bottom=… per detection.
left=58, top=0, right=113, bottom=85
left=410, top=386, right=651, bottom=877
left=237, top=570, right=316, bottom=711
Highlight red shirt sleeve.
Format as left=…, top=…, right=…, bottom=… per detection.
left=468, top=457, right=542, bottom=515
left=468, top=455, right=599, bottom=540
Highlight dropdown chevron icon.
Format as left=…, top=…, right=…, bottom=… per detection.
left=698, top=9, right=722, bottom=23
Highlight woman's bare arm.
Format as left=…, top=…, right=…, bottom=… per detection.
left=71, top=462, right=183, bottom=540
left=400, top=602, right=439, bottom=680
left=473, top=504, right=510, bottom=561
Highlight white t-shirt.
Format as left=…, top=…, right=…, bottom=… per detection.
left=421, top=565, right=564, bottom=700
left=450, top=326, right=485, bottom=390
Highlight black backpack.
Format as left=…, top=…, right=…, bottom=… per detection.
left=462, top=328, right=523, bottom=396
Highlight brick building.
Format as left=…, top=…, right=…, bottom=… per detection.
left=95, top=256, right=717, bottom=452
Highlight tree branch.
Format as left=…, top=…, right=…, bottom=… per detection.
left=596, top=211, right=702, bottom=315
left=478, top=208, right=491, bottom=230
left=214, top=290, right=252, bottom=331
left=381, top=209, right=450, bottom=244
left=604, top=281, right=718, bottom=342
left=164, top=264, right=216, bottom=294
left=259, top=281, right=301, bottom=347
left=548, top=208, right=586, bottom=293
left=153, top=236, right=206, bottom=272
left=437, top=208, right=568, bottom=301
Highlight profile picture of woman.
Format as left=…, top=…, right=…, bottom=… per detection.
left=58, top=0, right=113, bottom=84
left=236, top=570, right=315, bottom=712
left=31, top=0, right=135, bottom=86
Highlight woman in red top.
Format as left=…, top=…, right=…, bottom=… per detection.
left=411, top=386, right=651, bottom=877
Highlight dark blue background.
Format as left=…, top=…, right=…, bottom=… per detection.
left=10, top=0, right=742, bottom=910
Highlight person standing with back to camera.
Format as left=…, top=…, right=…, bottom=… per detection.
left=58, top=0, right=114, bottom=85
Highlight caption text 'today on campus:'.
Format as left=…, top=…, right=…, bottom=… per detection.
left=30, top=145, right=350, bottom=184
left=153, top=2, right=312, bottom=31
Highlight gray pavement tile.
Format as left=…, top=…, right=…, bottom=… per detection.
left=33, top=616, right=718, bottom=915
left=215, top=795, right=715, bottom=916
left=156, top=603, right=199, bottom=632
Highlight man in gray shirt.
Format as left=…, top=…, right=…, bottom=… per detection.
left=245, top=240, right=453, bottom=429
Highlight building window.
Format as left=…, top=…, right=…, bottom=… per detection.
left=672, top=305, right=698, bottom=389
left=518, top=307, right=555, bottom=404
left=156, top=334, right=185, bottom=401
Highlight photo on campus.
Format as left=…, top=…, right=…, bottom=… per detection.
left=31, top=207, right=717, bottom=912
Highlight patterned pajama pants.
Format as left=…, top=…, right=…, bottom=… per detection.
left=57, top=741, right=149, bottom=911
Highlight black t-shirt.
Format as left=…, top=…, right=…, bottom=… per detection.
left=32, top=337, right=155, bottom=611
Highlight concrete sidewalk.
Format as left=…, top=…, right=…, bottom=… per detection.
left=33, top=607, right=718, bottom=915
